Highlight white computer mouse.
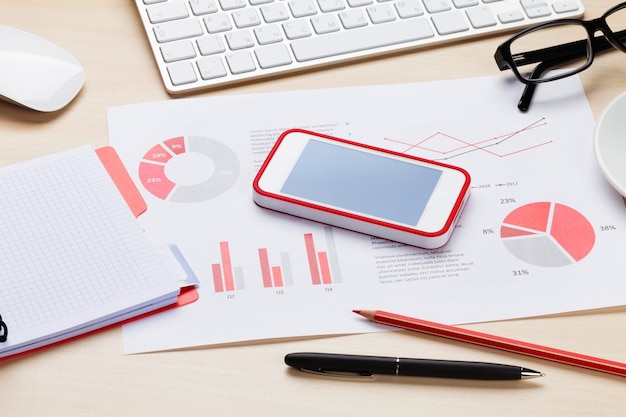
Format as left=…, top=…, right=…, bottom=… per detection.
left=0, top=24, right=85, bottom=112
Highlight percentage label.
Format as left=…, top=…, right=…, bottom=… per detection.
left=146, top=177, right=162, bottom=183
left=512, top=269, right=530, bottom=277
left=600, top=225, right=617, bottom=231
left=482, top=228, right=495, bottom=234
left=500, top=197, right=517, bottom=204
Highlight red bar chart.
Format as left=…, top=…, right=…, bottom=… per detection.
left=212, top=241, right=245, bottom=292
left=304, top=227, right=340, bottom=285
left=258, top=248, right=291, bottom=288
left=210, top=226, right=341, bottom=292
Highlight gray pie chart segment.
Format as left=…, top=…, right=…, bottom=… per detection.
left=168, top=136, right=240, bottom=203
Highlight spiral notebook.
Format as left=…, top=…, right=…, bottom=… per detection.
left=0, top=145, right=186, bottom=359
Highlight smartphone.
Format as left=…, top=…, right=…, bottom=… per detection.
left=253, top=129, right=471, bottom=248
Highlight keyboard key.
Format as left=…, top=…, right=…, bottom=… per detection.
left=232, top=9, right=262, bottom=28
left=339, top=10, right=369, bottom=29
left=520, top=0, right=547, bottom=8
left=367, top=4, right=396, bottom=24
left=254, top=24, right=284, bottom=44
left=431, top=11, right=469, bottom=35
left=347, top=0, right=373, bottom=7
left=452, top=0, right=478, bottom=7
left=255, top=44, right=293, bottom=68
left=553, top=1, right=579, bottom=14
left=498, top=10, right=524, bottom=24
left=167, top=61, right=198, bottom=85
left=291, top=17, right=434, bottom=62
left=197, top=35, right=226, bottom=55
left=317, top=0, right=346, bottom=13
left=225, top=30, right=255, bottom=50
left=197, top=56, right=228, bottom=79
left=204, top=13, right=233, bottom=33
left=161, top=40, right=197, bottom=62
left=282, top=19, right=312, bottom=39
left=153, top=19, right=204, bottom=42
left=525, top=6, right=551, bottom=18
left=219, top=0, right=247, bottom=10
left=311, top=15, right=341, bottom=34
left=189, top=0, right=219, bottom=15
left=394, top=0, right=425, bottom=19
left=288, top=0, right=318, bottom=18
left=225, top=51, right=256, bottom=73
left=147, top=2, right=189, bottom=23
left=260, top=3, right=290, bottom=23
left=423, top=0, right=451, bottom=14
left=520, top=0, right=551, bottom=19
left=466, top=6, right=496, bottom=29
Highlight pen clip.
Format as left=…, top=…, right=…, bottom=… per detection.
left=299, top=368, right=375, bottom=379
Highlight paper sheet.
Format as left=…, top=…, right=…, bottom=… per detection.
left=107, top=75, right=626, bottom=354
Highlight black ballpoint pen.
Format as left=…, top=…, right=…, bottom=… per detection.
left=284, top=353, right=545, bottom=380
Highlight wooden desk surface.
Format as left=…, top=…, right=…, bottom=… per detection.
left=2, top=1, right=625, bottom=415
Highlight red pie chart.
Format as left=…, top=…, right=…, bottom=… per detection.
left=500, top=202, right=595, bottom=267
left=138, top=135, right=239, bottom=203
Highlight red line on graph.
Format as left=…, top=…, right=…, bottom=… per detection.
left=220, top=241, right=235, bottom=291
left=304, top=233, right=322, bottom=285
left=384, top=119, right=551, bottom=160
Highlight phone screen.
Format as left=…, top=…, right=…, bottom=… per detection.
left=280, top=139, right=442, bottom=226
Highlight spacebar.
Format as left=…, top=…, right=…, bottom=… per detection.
left=290, top=19, right=435, bottom=62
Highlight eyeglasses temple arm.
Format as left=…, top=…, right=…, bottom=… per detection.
left=499, top=29, right=625, bottom=71
left=517, top=60, right=559, bottom=112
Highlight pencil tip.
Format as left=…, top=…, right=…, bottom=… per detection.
left=353, top=309, right=376, bottom=320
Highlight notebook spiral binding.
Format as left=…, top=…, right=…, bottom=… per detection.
left=0, top=315, right=7, bottom=343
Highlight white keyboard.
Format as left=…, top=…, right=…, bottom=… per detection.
left=134, top=0, right=584, bottom=94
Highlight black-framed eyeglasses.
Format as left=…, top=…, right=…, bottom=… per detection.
left=495, top=3, right=626, bottom=112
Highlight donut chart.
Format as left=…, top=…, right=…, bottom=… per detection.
left=138, top=136, right=239, bottom=203
left=500, top=202, right=595, bottom=267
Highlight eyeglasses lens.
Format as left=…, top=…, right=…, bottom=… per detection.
left=509, top=23, right=590, bottom=82
left=605, top=6, right=626, bottom=47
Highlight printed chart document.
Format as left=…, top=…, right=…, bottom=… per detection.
left=0, top=146, right=180, bottom=358
left=107, top=75, right=626, bottom=354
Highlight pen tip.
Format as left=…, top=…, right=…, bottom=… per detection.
left=521, top=369, right=546, bottom=379
left=352, top=309, right=361, bottom=314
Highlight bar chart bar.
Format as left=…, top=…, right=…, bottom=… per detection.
left=280, top=252, right=294, bottom=286
left=220, top=242, right=235, bottom=291
left=304, top=233, right=322, bottom=285
left=211, top=263, right=224, bottom=293
left=324, top=226, right=342, bottom=283
left=234, top=266, right=245, bottom=290
left=272, top=266, right=284, bottom=287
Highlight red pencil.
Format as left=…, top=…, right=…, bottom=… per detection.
left=354, top=309, right=626, bottom=377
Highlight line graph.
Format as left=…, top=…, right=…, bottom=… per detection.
left=384, top=118, right=552, bottom=161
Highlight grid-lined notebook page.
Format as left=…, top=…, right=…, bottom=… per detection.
left=0, top=146, right=179, bottom=357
